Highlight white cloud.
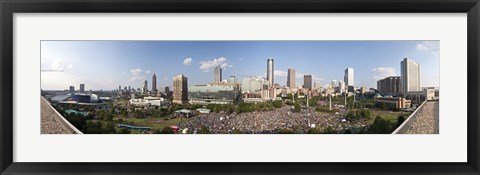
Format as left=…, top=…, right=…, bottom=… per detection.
left=371, top=67, right=397, bottom=80
left=416, top=41, right=440, bottom=57
left=50, top=60, right=64, bottom=71
left=130, top=68, right=143, bottom=76
left=313, top=76, right=323, bottom=82
left=67, top=64, right=73, bottom=69
left=183, top=57, right=193, bottom=65
left=145, top=70, right=151, bottom=74
left=129, top=68, right=148, bottom=81
left=274, top=70, right=288, bottom=77
left=199, top=57, right=232, bottom=72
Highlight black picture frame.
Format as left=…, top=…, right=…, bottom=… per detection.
left=1, top=0, right=479, bottom=174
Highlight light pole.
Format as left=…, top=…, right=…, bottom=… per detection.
left=329, top=94, right=332, bottom=110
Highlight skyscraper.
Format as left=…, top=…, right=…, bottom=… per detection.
left=119, top=85, right=121, bottom=91
left=80, top=84, right=85, bottom=93
left=267, top=58, right=274, bottom=87
left=344, top=68, right=354, bottom=92
left=304, top=75, right=312, bottom=90
left=69, top=86, right=75, bottom=93
left=152, top=73, right=157, bottom=92
left=173, top=74, right=188, bottom=104
left=214, top=65, right=222, bottom=83
left=401, top=58, right=421, bottom=97
left=142, top=80, right=148, bottom=94
left=344, top=68, right=354, bottom=87
left=287, top=68, right=296, bottom=89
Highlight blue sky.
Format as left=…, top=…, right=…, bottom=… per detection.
left=41, top=41, right=440, bottom=91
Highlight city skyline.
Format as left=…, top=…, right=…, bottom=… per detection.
left=41, top=41, right=440, bottom=91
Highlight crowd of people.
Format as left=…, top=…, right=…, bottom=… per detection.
left=178, top=106, right=367, bottom=134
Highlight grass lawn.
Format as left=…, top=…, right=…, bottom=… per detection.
left=371, top=110, right=411, bottom=124
left=114, top=115, right=189, bottom=130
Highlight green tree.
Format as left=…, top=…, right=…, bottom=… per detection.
left=272, top=100, right=283, bottom=108
left=346, top=110, right=357, bottom=121
left=65, top=113, right=87, bottom=131
left=396, top=116, right=406, bottom=127
left=84, top=121, right=104, bottom=134
left=104, top=112, right=114, bottom=121
left=360, top=109, right=371, bottom=119
left=158, top=127, right=175, bottom=134
left=367, top=116, right=392, bottom=134
left=293, top=103, right=301, bottom=113
left=102, top=122, right=116, bottom=134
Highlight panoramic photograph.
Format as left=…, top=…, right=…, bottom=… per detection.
left=40, top=41, right=439, bottom=134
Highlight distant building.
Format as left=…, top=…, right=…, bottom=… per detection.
left=188, top=83, right=240, bottom=104
left=267, top=58, right=274, bottom=87
left=165, top=86, right=170, bottom=94
left=377, top=76, right=401, bottom=95
left=339, top=81, right=345, bottom=93
left=241, top=77, right=269, bottom=93
left=173, top=74, right=188, bottom=104
left=142, top=80, right=148, bottom=94
left=303, top=75, right=312, bottom=90
left=228, top=76, right=236, bottom=83
left=130, top=96, right=167, bottom=107
left=314, top=81, right=321, bottom=89
left=344, top=68, right=354, bottom=90
left=214, top=65, right=222, bottom=83
left=424, top=87, right=436, bottom=101
left=405, top=87, right=438, bottom=104
left=331, top=80, right=337, bottom=88
left=80, top=84, right=85, bottom=93
left=360, top=86, right=367, bottom=94
left=374, top=97, right=411, bottom=109
left=152, top=73, right=157, bottom=93
left=401, top=58, right=421, bottom=97
left=119, top=85, right=121, bottom=91
left=287, top=68, right=296, bottom=89
left=69, top=86, right=75, bottom=93
left=55, top=94, right=99, bottom=104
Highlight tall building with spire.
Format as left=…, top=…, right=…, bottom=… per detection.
left=287, top=68, right=295, bottom=89
left=214, top=65, right=222, bottom=83
left=152, top=73, right=157, bottom=92
left=267, top=58, right=274, bottom=87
